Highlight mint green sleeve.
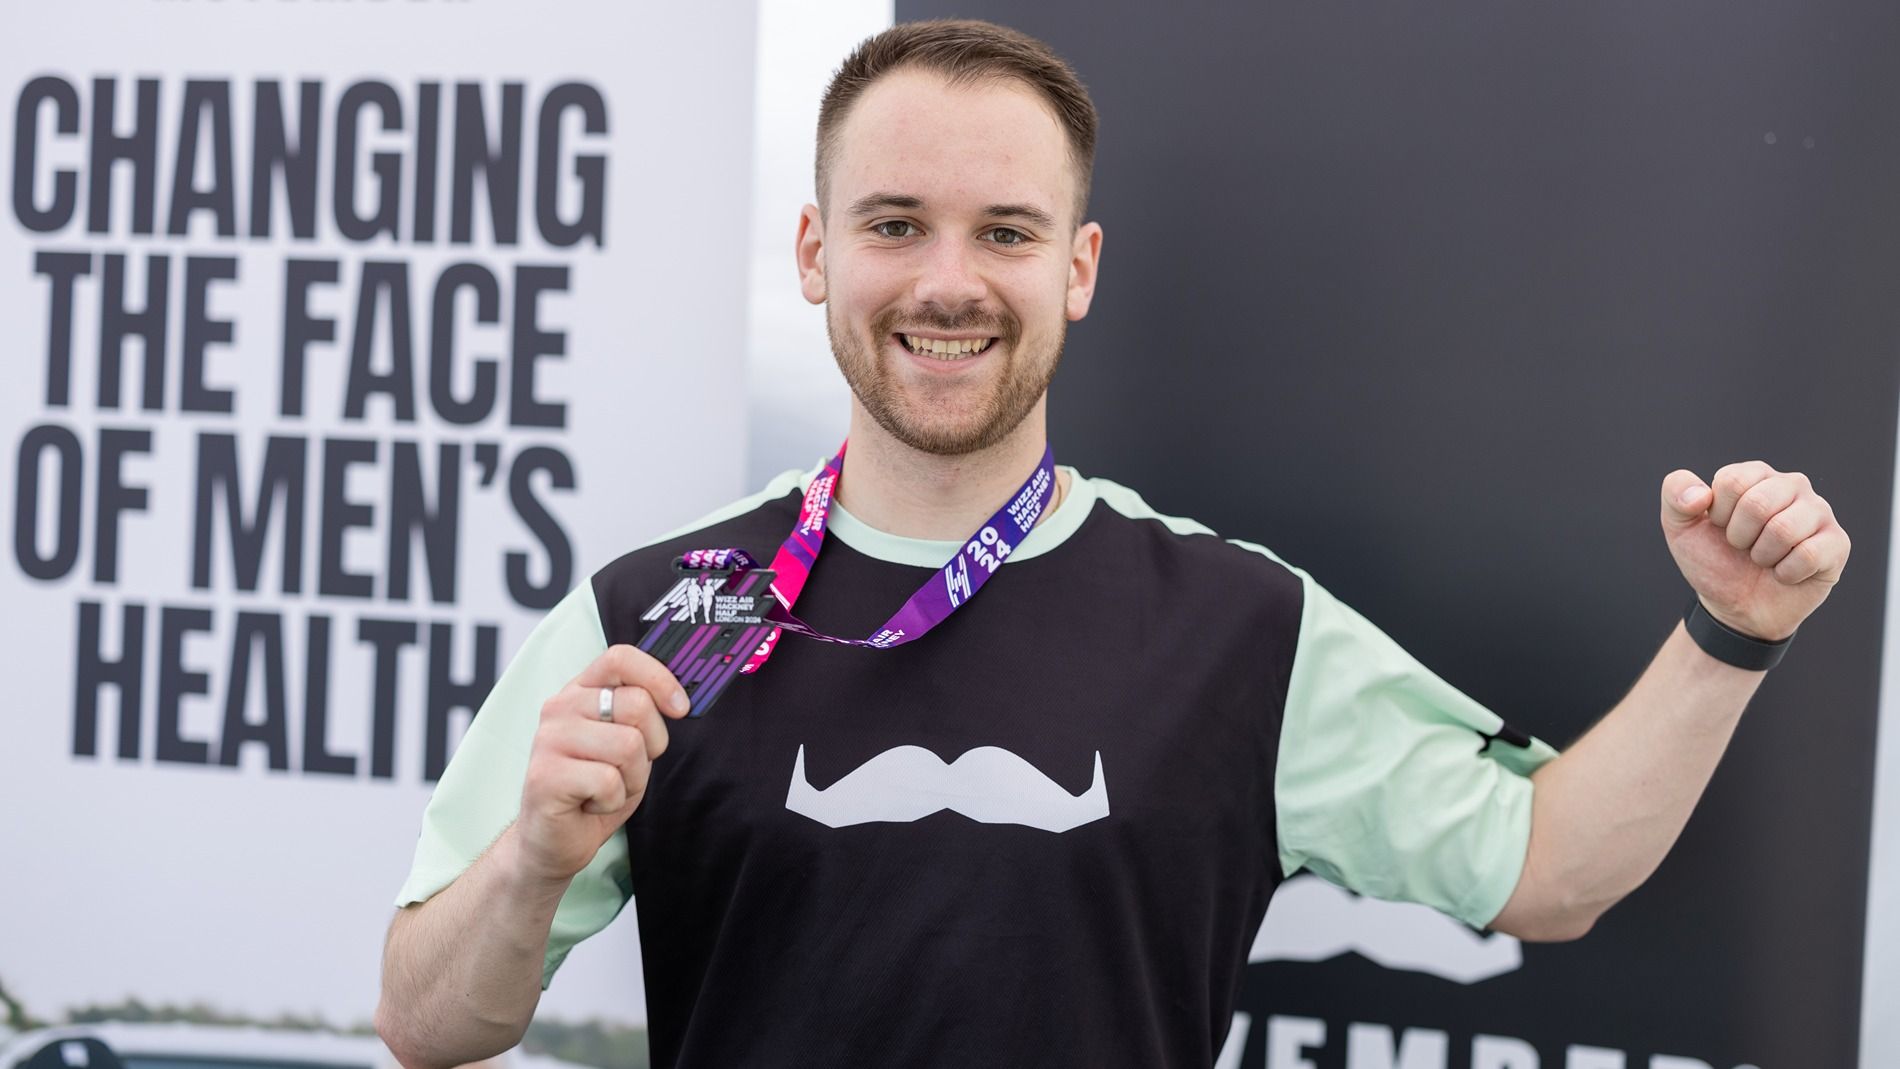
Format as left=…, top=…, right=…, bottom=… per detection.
left=1270, top=563, right=1560, bottom=930
left=393, top=581, right=634, bottom=988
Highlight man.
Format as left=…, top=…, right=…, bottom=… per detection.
left=374, top=20, right=1852, bottom=1068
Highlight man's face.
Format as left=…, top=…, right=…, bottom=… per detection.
left=797, top=69, right=1103, bottom=456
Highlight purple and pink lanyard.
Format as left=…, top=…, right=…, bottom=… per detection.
left=680, top=441, right=1058, bottom=673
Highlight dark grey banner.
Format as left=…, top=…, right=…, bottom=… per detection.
left=899, top=2, right=1899, bottom=1065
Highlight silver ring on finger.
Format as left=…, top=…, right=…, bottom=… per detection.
left=597, top=686, right=615, bottom=722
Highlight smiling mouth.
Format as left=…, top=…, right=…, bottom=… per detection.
left=895, top=333, right=998, bottom=361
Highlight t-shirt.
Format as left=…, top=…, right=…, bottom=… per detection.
left=396, top=464, right=1558, bottom=1068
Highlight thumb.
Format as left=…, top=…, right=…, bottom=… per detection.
left=1660, top=469, right=1710, bottom=531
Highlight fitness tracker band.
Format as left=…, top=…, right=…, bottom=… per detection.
left=1683, top=598, right=1793, bottom=672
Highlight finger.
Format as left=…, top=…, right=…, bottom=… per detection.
left=542, top=713, right=650, bottom=770
left=1707, top=460, right=1778, bottom=529
left=580, top=756, right=643, bottom=816
left=543, top=697, right=663, bottom=801
left=571, top=644, right=691, bottom=716
left=534, top=756, right=626, bottom=816
left=583, top=729, right=651, bottom=811
left=608, top=684, right=669, bottom=761
left=1774, top=527, right=1851, bottom=585
left=1749, top=498, right=1829, bottom=569
left=1660, top=469, right=1712, bottom=530
left=1722, top=472, right=1807, bottom=552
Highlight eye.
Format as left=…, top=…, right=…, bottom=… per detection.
left=985, top=227, right=1029, bottom=246
left=872, top=220, right=918, bottom=239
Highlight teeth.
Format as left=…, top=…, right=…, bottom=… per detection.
left=902, top=334, right=994, bottom=359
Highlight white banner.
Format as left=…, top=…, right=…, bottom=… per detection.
left=0, top=0, right=758, bottom=1050
left=1864, top=389, right=1900, bottom=1069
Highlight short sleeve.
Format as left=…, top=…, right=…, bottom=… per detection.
left=394, top=581, right=634, bottom=988
left=1271, top=567, right=1560, bottom=930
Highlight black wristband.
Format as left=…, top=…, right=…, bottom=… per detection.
left=1682, top=598, right=1793, bottom=672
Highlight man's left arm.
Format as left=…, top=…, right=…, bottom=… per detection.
left=1488, top=460, right=1852, bottom=941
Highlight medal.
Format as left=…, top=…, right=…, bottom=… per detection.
left=635, top=441, right=1057, bottom=716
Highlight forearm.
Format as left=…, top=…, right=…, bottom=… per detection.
left=1493, top=620, right=1765, bottom=938
left=375, top=825, right=567, bottom=1069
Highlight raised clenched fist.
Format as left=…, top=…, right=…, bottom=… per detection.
left=1659, top=461, right=1852, bottom=643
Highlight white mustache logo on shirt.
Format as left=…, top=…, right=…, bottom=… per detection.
left=1248, top=874, right=1522, bottom=983
left=784, top=744, right=1110, bottom=833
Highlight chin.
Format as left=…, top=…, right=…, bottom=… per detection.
left=875, top=401, right=1022, bottom=457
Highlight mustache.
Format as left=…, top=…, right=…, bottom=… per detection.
left=785, top=744, right=1109, bottom=833
left=871, top=305, right=1022, bottom=345
left=1249, top=874, right=1522, bottom=984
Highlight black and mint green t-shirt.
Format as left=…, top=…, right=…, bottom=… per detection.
left=397, top=465, right=1556, bottom=1068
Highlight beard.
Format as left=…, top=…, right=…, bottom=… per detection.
left=826, top=301, right=1064, bottom=457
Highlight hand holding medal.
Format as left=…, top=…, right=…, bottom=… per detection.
left=506, top=644, right=693, bottom=884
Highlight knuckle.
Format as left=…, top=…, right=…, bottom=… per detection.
left=613, top=728, right=645, bottom=766
left=1762, top=512, right=1802, bottom=546
left=1737, top=487, right=1779, bottom=524
left=1717, top=460, right=1768, bottom=492
left=1793, top=541, right=1820, bottom=569
left=1778, top=543, right=1816, bottom=578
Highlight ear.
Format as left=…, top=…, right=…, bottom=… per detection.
left=1065, top=221, right=1104, bottom=321
left=795, top=203, right=827, bottom=304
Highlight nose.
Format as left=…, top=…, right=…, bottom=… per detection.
left=910, top=234, right=990, bottom=312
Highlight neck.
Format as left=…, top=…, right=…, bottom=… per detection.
left=834, top=398, right=1064, bottom=541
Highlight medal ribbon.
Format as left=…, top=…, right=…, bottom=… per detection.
left=685, top=440, right=1057, bottom=673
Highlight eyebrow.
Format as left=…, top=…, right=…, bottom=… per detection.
left=846, top=192, right=1056, bottom=231
left=983, top=202, right=1056, bottom=230
left=846, top=192, right=925, bottom=217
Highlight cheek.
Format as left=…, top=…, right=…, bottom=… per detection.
left=1006, top=269, right=1071, bottom=332
left=1022, top=253, right=1071, bottom=300
left=832, top=267, right=904, bottom=325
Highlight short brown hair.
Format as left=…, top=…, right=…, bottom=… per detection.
left=815, top=19, right=1099, bottom=225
